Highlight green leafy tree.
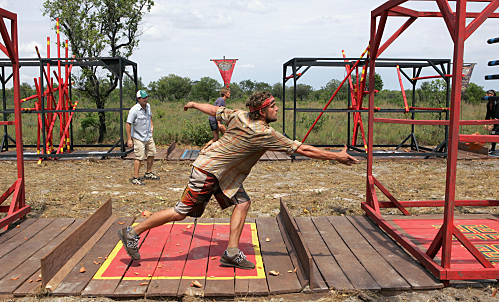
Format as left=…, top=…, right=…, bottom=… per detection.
left=19, top=82, right=36, bottom=99
left=462, top=82, right=485, bottom=104
left=316, top=79, right=348, bottom=103
left=122, top=76, right=146, bottom=104
left=239, top=79, right=271, bottom=95
left=254, top=81, right=272, bottom=92
left=295, top=83, right=313, bottom=102
left=417, top=79, right=447, bottom=107
left=239, top=79, right=256, bottom=94
left=227, top=82, right=244, bottom=101
left=42, top=0, right=154, bottom=142
left=352, top=73, right=383, bottom=92
left=148, top=74, right=192, bottom=102
left=271, top=82, right=284, bottom=101
left=190, top=77, right=221, bottom=102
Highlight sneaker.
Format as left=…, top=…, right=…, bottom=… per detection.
left=118, top=226, right=141, bottom=260
left=131, top=177, right=145, bottom=185
left=220, top=250, right=255, bottom=270
left=144, top=172, right=160, bottom=180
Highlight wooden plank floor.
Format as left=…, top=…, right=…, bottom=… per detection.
left=0, top=215, right=448, bottom=298
left=293, top=216, right=443, bottom=291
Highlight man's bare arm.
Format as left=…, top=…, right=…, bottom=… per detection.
left=184, top=102, right=219, bottom=116
left=295, top=145, right=359, bottom=166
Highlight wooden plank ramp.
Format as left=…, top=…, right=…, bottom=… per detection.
left=53, top=217, right=135, bottom=296
left=257, top=217, right=301, bottom=294
left=329, top=216, right=411, bottom=290
left=312, top=216, right=379, bottom=290
left=347, top=216, right=442, bottom=290
left=296, top=217, right=354, bottom=290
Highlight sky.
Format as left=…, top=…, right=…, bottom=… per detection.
left=1, top=0, right=499, bottom=91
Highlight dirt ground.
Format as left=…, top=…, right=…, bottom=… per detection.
left=0, top=154, right=498, bottom=301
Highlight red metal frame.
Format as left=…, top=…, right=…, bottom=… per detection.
left=23, top=18, right=76, bottom=163
left=0, top=9, right=30, bottom=230
left=364, top=0, right=499, bottom=284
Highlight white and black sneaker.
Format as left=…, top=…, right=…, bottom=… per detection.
left=220, top=250, right=255, bottom=270
left=118, top=226, right=141, bottom=260
left=144, top=172, right=160, bottom=180
left=131, top=177, right=145, bottom=185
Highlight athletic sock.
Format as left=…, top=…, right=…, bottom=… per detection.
left=129, top=226, right=139, bottom=237
left=226, top=247, right=239, bottom=257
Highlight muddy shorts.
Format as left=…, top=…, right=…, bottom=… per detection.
left=174, top=167, right=250, bottom=217
left=133, top=137, right=156, bottom=161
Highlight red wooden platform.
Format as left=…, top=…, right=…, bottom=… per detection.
left=0, top=200, right=449, bottom=299
left=390, top=215, right=499, bottom=270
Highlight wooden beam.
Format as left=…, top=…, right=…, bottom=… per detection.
left=277, top=200, right=313, bottom=289
left=41, top=198, right=114, bottom=289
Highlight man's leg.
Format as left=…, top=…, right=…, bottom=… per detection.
left=220, top=200, right=255, bottom=269
left=134, top=208, right=185, bottom=235
left=145, top=156, right=154, bottom=173
left=119, top=208, right=186, bottom=260
left=134, top=159, right=141, bottom=178
left=227, top=201, right=251, bottom=248
left=212, top=130, right=219, bottom=142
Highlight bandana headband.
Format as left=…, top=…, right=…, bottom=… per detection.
left=249, top=96, right=275, bottom=113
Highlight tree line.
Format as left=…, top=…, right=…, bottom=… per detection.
left=125, top=74, right=488, bottom=106
left=14, top=73, right=488, bottom=107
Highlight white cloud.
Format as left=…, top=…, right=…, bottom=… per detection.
left=230, top=0, right=274, bottom=14
left=2, top=0, right=499, bottom=91
left=19, top=41, right=43, bottom=58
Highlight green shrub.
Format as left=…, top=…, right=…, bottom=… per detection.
left=180, top=120, right=212, bottom=146
left=78, top=112, right=99, bottom=143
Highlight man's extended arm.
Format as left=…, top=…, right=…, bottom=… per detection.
left=184, top=102, right=219, bottom=116
left=295, top=145, right=359, bottom=166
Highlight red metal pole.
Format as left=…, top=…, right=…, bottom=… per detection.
left=396, top=65, right=410, bottom=113
left=440, top=0, right=466, bottom=270
left=57, top=18, right=64, bottom=151
left=301, top=59, right=362, bottom=143
left=65, top=39, right=70, bottom=152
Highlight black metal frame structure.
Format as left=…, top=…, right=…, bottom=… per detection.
left=0, top=56, right=137, bottom=159
left=282, top=57, right=452, bottom=157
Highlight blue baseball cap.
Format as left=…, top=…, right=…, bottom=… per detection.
left=136, top=90, right=148, bottom=98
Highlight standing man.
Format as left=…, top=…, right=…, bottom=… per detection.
left=119, top=91, right=358, bottom=269
left=126, top=90, right=159, bottom=185
left=209, top=88, right=230, bottom=142
left=484, top=89, right=499, bottom=154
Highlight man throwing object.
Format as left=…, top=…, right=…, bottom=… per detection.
left=119, top=91, right=358, bottom=269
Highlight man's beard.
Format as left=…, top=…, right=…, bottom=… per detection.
left=265, top=116, right=277, bottom=123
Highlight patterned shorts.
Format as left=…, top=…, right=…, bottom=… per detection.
left=174, top=167, right=250, bottom=217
